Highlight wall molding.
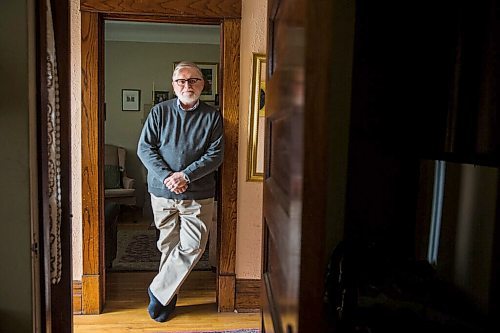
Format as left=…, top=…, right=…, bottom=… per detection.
left=235, top=278, right=261, bottom=312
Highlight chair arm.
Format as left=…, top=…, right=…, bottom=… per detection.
left=122, top=176, right=135, bottom=189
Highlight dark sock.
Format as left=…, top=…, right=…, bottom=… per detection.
left=147, top=288, right=178, bottom=322
left=147, top=288, right=164, bottom=319
left=154, top=294, right=177, bottom=322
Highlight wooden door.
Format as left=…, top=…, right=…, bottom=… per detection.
left=262, top=0, right=354, bottom=332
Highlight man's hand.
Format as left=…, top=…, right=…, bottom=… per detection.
left=171, top=184, right=188, bottom=194
left=164, top=172, right=189, bottom=194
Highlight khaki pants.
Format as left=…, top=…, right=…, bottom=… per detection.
left=149, top=194, right=214, bottom=306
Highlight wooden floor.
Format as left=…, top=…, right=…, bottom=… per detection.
left=74, top=271, right=260, bottom=332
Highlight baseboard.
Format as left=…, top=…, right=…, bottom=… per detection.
left=73, top=280, right=82, bottom=315
left=235, top=278, right=261, bottom=313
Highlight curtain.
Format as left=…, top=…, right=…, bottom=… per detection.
left=46, top=0, right=62, bottom=285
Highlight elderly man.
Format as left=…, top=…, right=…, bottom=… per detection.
left=137, top=61, right=224, bottom=322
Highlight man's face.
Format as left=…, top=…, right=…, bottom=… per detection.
left=172, top=67, right=204, bottom=107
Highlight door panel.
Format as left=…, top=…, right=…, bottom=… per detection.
left=262, top=0, right=306, bottom=332
left=262, top=0, right=353, bottom=332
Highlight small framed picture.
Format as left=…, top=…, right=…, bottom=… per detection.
left=122, top=89, right=141, bottom=111
left=247, top=53, right=266, bottom=182
left=153, top=90, right=169, bottom=105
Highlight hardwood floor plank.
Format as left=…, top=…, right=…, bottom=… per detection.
left=74, top=271, right=260, bottom=332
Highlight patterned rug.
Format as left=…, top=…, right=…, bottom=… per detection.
left=165, top=328, right=260, bottom=333
left=110, top=228, right=211, bottom=271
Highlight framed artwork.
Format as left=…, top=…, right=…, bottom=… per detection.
left=153, top=90, right=169, bottom=104
left=122, top=89, right=140, bottom=111
left=247, top=53, right=266, bottom=182
left=173, top=62, right=218, bottom=101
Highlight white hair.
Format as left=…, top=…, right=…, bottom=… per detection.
left=172, top=61, right=203, bottom=80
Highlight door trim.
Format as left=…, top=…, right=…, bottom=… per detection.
left=80, top=0, right=241, bottom=19
left=80, top=1, right=240, bottom=314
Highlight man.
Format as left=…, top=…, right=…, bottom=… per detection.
left=137, top=61, right=224, bottom=322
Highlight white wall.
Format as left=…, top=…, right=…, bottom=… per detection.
left=0, top=1, right=36, bottom=331
left=104, top=41, right=220, bottom=208
left=70, top=0, right=82, bottom=282
left=236, top=0, right=267, bottom=278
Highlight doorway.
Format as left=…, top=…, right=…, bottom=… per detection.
left=102, top=19, right=221, bottom=305
left=80, top=5, right=240, bottom=314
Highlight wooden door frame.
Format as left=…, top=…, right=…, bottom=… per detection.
left=80, top=0, right=240, bottom=314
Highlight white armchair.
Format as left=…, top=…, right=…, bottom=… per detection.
left=104, top=144, right=136, bottom=206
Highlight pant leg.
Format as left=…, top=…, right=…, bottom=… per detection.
left=149, top=197, right=214, bottom=306
left=150, top=195, right=180, bottom=273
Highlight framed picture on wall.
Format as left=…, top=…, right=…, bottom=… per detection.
left=247, top=53, right=266, bottom=182
left=122, top=89, right=141, bottom=111
left=173, top=62, right=218, bottom=101
left=153, top=90, right=169, bottom=104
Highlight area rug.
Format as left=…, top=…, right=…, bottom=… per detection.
left=165, top=330, right=259, bottom=333
left=110, top=228, right=211, bottom=271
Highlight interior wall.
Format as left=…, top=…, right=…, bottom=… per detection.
left=324, top=0, right=355, bottom=262
left=0, top=0, right=36, bottom=331
left=236, top=0, right=267, bottom=279
left=439, top=163, right=498, bottom=312
left=70, top=0, right=82, bottom=282
left=104, top=41, right=220, bottom=209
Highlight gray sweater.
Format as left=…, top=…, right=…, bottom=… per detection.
left=137, top=99, right=224, bottom=199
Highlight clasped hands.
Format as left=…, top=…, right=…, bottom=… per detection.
left=164, top=172, right=188, bottom=194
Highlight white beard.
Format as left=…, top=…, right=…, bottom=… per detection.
left=178, top=92, right=199, bottom=106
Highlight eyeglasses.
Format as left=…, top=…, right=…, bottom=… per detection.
left=174, top=78, right=203, bottom=86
